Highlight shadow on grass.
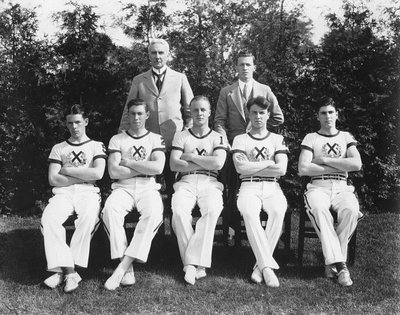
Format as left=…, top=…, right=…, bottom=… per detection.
left=0, top=228, right=47, bottom=285
left=0, top=225, right=310, bottom=286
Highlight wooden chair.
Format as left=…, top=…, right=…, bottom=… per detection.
left=63, top=213, right=78, bottom=243
left=297, top=177, right=358, bottom=266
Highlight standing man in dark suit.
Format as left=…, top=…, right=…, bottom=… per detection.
left=119, top=38, right=194, bottom=200
left=214, top=51, right=284, bottom=245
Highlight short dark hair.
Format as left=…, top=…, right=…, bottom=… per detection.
left=189, top=95, right=210, bottom=108
left=315, top=96, right=337, bottom=113
left=246, top=96, right=272, bottom=112
left=65, top=104, right=86, bottom=118
left=127, top=98, right=149, bottom=112
left=236, top=50, right=255, bottom=64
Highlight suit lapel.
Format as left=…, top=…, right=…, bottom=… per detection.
left=229, top=81, right=245, bottom=120
left=144, top=69, right=159, bottom=95
left=252, top=80, right=263, bottom=97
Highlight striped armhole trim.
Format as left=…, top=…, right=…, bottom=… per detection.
left=93, top=154, right=107, bottom=160
left=171, top=146, right=184, bottom=152
left=347, top=142, right=358, bottom=148
left=275, top=149, right=289, bottom=155
left=152, top=147, right=166, bottom=153
left=48, top=158, right=62, bottom=165
left=300, top=145, right=313, bottom=152
left=231, top=149, right=246, bottom=155
left=214, top=146, right=228, bottom=152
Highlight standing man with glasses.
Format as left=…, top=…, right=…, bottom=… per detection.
left=119, top=39, right=194, bottom=202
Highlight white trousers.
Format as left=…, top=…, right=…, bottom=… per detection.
left=237, top=182, right=287, bottom=270
left=171, top=175, right=223, bottom=268
left=41, top=185, right=101, bottom=273
left=304, top=180, right=362, bottom=265
left=102, top=181, right=163, bottom=263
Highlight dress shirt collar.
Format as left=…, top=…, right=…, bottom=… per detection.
left=152, top=66, right=167, bottom=75
left=238, top=79, right=253, bottom=91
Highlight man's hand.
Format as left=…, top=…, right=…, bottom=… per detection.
left=235, top=153, right=249, bottom=162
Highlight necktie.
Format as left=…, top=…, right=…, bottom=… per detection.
left=153, top=71, right=165, bottom=91
left=243, top=83, right=248, bottom=102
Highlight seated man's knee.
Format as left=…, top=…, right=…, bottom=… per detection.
left=171, top=203, right=190, bottom=219
left=341, top=202, right=360, bottom=219
left=41, top=204, right=62, bottom=226
left=200, top=206, right=221, bottom=222
left=237, top=194, right=260, bottom=216
left=266, top=204, right=286, bottom=222
left=101, top=200, right=123, bottom=225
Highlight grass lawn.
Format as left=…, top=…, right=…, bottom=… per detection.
left=0, top=212, right=399, bottom=314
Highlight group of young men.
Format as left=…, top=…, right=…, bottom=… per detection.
left=40, top=38, right=363, bottom=293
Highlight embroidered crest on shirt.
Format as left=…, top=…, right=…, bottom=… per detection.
left=195, top=148, right=208, bottom=156
left=249, top=146, right=270, bottom=161
left=322, top=143, right=342, bottom=158
left=129, top=145, right=147, bottom=161
left=67, top=150, right=87, bottom=167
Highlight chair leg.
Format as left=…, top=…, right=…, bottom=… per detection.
left=347, top=230, right=357, bottom=266
left=297, top=210, right=306, bottom=267
left=232, top=210, right=243, bottom=247
left=283, top=211, right=292, bottom=261
left=221, top=207, right=230, bottom=246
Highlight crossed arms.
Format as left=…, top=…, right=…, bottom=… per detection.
left=108, top=151, right=165, bottom=180
left=298, top=146, right=362, bottom=177
left=232, top=152, right=288, bottom=177
left=48, top=159, right=106, bottom=187
left=170, top=149, right=226, bottom=173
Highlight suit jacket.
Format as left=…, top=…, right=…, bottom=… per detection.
left=214, top=80, right=284, bottom=144
left=119, top=67, right=194, bottom=150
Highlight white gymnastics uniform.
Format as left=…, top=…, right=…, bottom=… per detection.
left=301, top=131, right=363, bottom=265
left=232, top=132, right=288, bottom=270
left=102, top=130, right=165, bottom=263
left=41, top=139, right=106, bottom=273
left=171, top=129, right=228, bottom=268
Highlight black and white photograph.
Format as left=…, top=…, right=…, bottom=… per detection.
left=0, top=0, right=398, bottom=314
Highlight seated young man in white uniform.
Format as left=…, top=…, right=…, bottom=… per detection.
left=231, top=96, right=289, bottom=288
left=41, top=104, right=106, bottom=293
left=298, top=96, right=363, bottom=287
left=170, top=95, right=228, bottom=285
left=102, top=98, right=165, bottom=290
